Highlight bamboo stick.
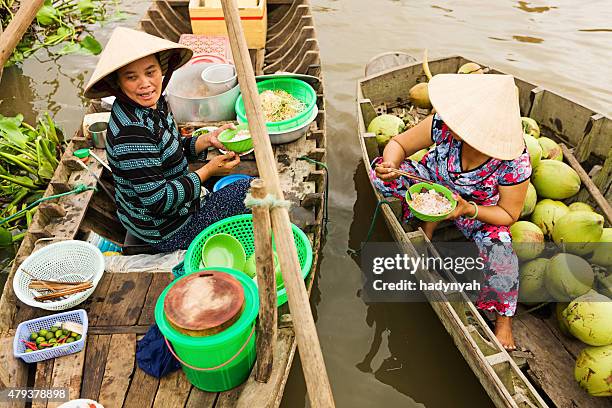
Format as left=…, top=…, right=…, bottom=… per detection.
left=250, top=178, right=277, bottom=383
left=220, top=1, right=335, bottom=406
left=0, top=0, right=46, bottom=70
left=33, top=282, right=92, bottom=301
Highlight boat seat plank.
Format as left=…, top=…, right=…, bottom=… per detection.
left=123, top=366, right=160, bottom=408
left=47, top=347, right=87, bottom=408
left=83, top=273, right=114, bottom=326
left=185, top=387, right=217, bottom=408
left=80, top=334, right=112, bottom=401
left=152, top=369, right=192, bottom=408
left=138, top=273, right=174, bottom=326
left=95, top=273, right=153, bottom=327
left=513, top=312, right=610, bottom=408
left=97, top=333, right=136, bottom=408
left=32, top=359, right=54, bottom=408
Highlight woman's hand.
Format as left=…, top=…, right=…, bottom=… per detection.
left=207, top=152, right=241, bottom=176
left=445, top=193, right=476, bottom=220
left=195, top=123, right=235, bottom=152
left=374, top=161, right=401, bottom=181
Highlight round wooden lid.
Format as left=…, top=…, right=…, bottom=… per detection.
left=164, top=271, right=245, bottom=336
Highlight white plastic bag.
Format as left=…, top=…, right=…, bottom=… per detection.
left=104, top=250, right=186, bottom=273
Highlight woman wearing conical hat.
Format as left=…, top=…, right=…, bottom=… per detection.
left=372, top=74, right=532, bottom=349
left=84, top=27, right=249, bottom=252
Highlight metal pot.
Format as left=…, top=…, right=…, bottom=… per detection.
left=267, top=106, right=319, bottom=144
left=165, top=63, right=239, bottom=123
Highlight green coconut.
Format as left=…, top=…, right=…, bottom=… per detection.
left=590, top=228, right=612, bottom=267
left=367, top=114, right=405, bottom=147
left=457, top=62, right=484, bottom=74
left=552, top=211, right=604, bottom=255
left=596, top=269, right=612, bottom=298
left=545, top=253, right=594, bottom=301
left=530, top=199, right=569, bottom=237
left=510, top=221, right=545, bottom=261
left=523, top=134, right=542, bottom=168
left=408, top=83, right=432, bottom=109
left=574, top=344, right=612, bottom=396
left=568, top=202, right=595, bottom=212
left=538, top=137, right=563, bottom=161
left=563, top=291, right=612, bottom=346
left=531, top=160, right=581, bottom=199
left=520, top=183, right=537, bottom=218
left=556, top=302, right=571, bottom=336
left=522, top=117, right=540, bottom=138
left=409, top=148, right=429, bottom=162
left=518, top=258, right=549, bottom=304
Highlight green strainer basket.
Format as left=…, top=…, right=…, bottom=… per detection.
left=235, top=78, right=317, bottom=132
left=405, top=182, right=457, bottom=222
left=184, top=214, right=313, bottom=306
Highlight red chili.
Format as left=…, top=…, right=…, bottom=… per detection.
left=23, top=341, right=38, bottom=351
left=39, top=343, right=51, bottom=347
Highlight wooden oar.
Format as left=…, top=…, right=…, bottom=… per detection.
left=0, top=0, right=46, bottom=77
left=220, top=1, right=335, bottom=406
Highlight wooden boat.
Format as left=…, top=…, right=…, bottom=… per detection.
left=0, top=1, right=326, bottom=407
left=357, top=54, right=612, bottom=408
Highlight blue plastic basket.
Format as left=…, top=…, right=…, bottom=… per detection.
left=13, top=309, right=88, bottom=363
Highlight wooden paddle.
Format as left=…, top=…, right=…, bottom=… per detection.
left=220, top=1, right=335, bottom=406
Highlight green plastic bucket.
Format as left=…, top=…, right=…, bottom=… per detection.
left=235, top=78, right=317, bottom=132
left=155, top=267, right=259, bottom=392
left=184, top=214, right=313, bottom=307
left=405, top=182, right=457, bottom=222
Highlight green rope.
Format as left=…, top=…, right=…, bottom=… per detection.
left=0, top=183, right=97, bottom=226
left=298, top=156, right=329, bottom=224
left=348, top=199, right=393, bottom=255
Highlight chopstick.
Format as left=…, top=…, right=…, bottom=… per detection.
left=33, top=282, right=93, bottom=301
left=375, top=165, right=432, bottom=184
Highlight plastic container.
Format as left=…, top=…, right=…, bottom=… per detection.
left=235, top=78, right=317, bottom=132
left=201, top=64, right=237, bottom=96
left=213, top=174, right=252, bottom=192
left=405, top=182, right=458, bottom=222
left=155, top=267, right=259, bottom=391
left=201, top=233, right=246, bottom=271
left=13, top=241, right=105, bottom=311
left=13, top=309, right=88, bottom=363
left=218, top=124, right=253, bottom=153
left=184, top=214, right=313, bottom=306
left=85, top=230, right=122, bottom=253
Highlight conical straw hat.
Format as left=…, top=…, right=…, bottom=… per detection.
left=428, top=74, right=524, bottom=160
left=84, top=27, right=193, bottom=99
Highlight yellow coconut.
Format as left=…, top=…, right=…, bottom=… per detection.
left=552, top=211, right=604, bottom=255
left=531, top=160, right=581, bottom=199
left=568, top=202, right=594, bottom=212
left=457, top=62, right=484, bottom=74
left=520, top=182, right=537, bottom=218
left=522, top=117, right=540, bottom=138
left=590, top=228, right=612, bottom=267
left=408, top=82, right=432, bottom=109
left=538, top=137, right=563, bottom=161
left=510, top=221, right=545, bottom=261
left=530, top=199, right=569, bottom=237
left=563, top=291, right=612, bottom=346
left=574, top=344, right=612, bottom=396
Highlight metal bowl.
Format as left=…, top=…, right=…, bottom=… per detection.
left=165, top=63, right=239, bottom=123
left=267, top=105, right=319, bottom=144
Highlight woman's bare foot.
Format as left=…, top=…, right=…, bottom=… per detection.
left=421, top=221, right=440, bottom=240
left=495, top=315, right=516, bottom=351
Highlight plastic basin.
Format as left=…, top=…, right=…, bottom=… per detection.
left=213, top=174, right=252, bottom=192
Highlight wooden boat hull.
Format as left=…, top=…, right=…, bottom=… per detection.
left=357, top=54, right=611, bottom=408
left=0, top=1, right=327, bottom=407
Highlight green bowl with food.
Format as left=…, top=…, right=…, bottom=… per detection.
left=217, top=124, right=254, bottom=153
left=405, top=182, right=457, bottom=222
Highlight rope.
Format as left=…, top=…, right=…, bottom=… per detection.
left=244, top=193, right=291, bottom=209
left=0, top=183, right=97, bottom=226
left=298, top=156, right=329, bottom=225
left=348, top=199, right=393, bottom=255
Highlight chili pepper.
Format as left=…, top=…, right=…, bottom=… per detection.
left=22, top=340, right=39, bottom=351
left=39, top=343, right=51, bottom=348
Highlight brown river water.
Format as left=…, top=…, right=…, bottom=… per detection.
left=1, top=1, right=611, bottom=407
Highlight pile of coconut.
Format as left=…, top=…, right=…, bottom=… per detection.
left=367, top=59, right=611, bottom=398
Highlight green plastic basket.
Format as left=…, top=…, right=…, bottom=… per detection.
left=155, top=267, right=259, bottom=392
left=405, top=182, right=457, bottom=222
left=218, top=124, right=253, bottom=153
left=184, top=214, right=313, bottom=306
left=235, top=78, right=317, bottom=132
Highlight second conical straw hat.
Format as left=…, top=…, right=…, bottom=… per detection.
left=428, top=74, right=524, bottom=160
left=84, top=27, right=193, bottom=99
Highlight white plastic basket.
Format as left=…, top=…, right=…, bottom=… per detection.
left=13, top=240, right=104, bottom=311
left=13, top=309, right=88, bottom=364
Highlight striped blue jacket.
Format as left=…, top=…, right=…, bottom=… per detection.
left=106, top=97, right=204, bottom=244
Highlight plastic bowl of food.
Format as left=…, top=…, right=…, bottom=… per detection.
left=218, top=124, right=254, bottom=153
left=405, top=182, right=457, bottom=222
left=192, top=126, right=218, bottom=138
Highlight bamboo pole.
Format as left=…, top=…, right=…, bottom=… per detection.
left=220, top=1, right=335, bottom=406
left=250, top=178, right=277, bottom=383
left=0, top=0, right=45, bottom=71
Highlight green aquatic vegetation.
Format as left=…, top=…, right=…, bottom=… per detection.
left=0, top=0, right=126, bottom=66
left=0, top=113, right=64, bottom=246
